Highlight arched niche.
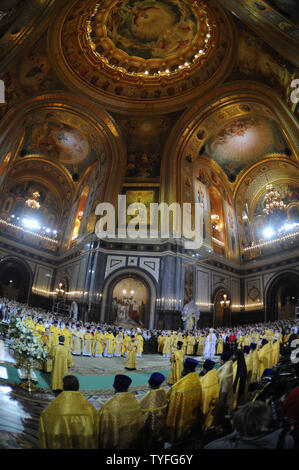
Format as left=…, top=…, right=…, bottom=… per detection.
left=265, top=271, right=299, bottom=322
left=0, top=256, right=32, bottom=303
left=0, top=92, right=126, bottom=209
left=212, top=287, right=231, bottom=327
left=100, top=268, right=157, bottom=329
left=235, top=159, right=299, bottom=247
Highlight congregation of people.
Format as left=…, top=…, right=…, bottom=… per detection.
left=0, top=297, right=299, bottom=449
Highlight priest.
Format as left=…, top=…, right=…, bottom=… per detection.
left=98, top=374, right=144, bottom=449
left=39, top=375, right=99, bottom=449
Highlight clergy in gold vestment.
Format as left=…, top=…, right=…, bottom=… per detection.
left=162, top=333, right=172, bottom=358
left=258, top=340, right=270, bottom=381
left=216, top=337, right=224, bottom=355
left=50, top=321, right=61, bottom=346
left=125, top=336, right=138, bottom=370
left=139, top=373, right=168, bottom=449
left=51, top=336, right=74, bottom=391
left=167, top=341, right=184, bottom=385
left=83, top=327, right=93, bottom=356
left=122, top=333, right=131, bottom=356
left=216, top=351, right=233, bottom=424
left=197, top=335, right=206, bottom=356
left=72, top=325, right=84, bottom=355
left=98, top=375, right=144, bottom=449
left=61, top=324, right=72, bottom=350
left=41, top=329, right=53, bottom=373
left=199, top=361, right=219, bottom=429
left=103, top=329, right=115, bottom=357
left=113, top=331, right=123, bottom=357
left=34, top=319, right=45, bottom=341
left=93, top=328, right=104, bottom=357
left=186, top=334, right=196, bottom=355
left=39, top=375, right=99, bottom=449
left=166, top=358, right=203, bottom=444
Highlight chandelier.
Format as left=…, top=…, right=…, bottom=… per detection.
left=25, top=191, right=41, bottom=210
left=263, top=184, right=286, bottom=216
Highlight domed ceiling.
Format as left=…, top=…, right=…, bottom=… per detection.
left=48, top=0, right=235, bottom=113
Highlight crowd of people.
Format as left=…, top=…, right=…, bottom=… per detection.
left=0, top=296, right=299, bottom=449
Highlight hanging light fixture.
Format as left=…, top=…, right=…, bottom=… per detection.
left=25, top=191, right=41, bottom=210
left=263, top=184, right=286, bottom=216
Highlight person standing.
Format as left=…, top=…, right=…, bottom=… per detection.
left=204, top=328, right=217, bottom=359
left=83, top=326, right=93, bottom=357
left=72, top=324, right=84, bottom=356
left=216, top=351, right=234, bottom=425
left=103, top=328, right=115, bottom=358
left=167, top=341, right=184, bottom=385
left=139, top=372, right=168, bottom=449
left=50, top=320, right=61, bottom=347
left=125, top=335, right=138, bottom=370
left=51, top=336, right=74, bottom=393
left=98, top=375, right=144, bottom=449
left=166, top=358, right=203, bottom=444
left=162, top=332, right=172, bottom=358
left=39, top=375, right=99, bottom=449
left=93, top=327, right=104, bottom=357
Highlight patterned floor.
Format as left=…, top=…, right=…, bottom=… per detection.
left=0, top=339, right=217, bottom=449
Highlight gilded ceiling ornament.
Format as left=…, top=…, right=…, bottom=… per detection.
left=48, top=0, right=235, bottom=113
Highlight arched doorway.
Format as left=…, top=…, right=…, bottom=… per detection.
left=101, top=268, right=157, bottom=329
left=213, top=288, right=231, bottom=327
left=266, top=272, right=299, bottom=322
left=0, top=257, right=32, bottom=303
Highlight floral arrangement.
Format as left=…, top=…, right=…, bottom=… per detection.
left=7, top=316, right=49, bottom=363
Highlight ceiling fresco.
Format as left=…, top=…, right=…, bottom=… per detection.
left=19, top=109, right=107, bottom=177
left=48, top=0, right=235, bottom=113
left=90, top=0, right=209, bottom=70
left=205, top=115, right=289, bottom=181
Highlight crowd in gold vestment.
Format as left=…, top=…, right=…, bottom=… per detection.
left=1, top=298, right=298, bottom=449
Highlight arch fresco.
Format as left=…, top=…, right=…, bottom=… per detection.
left=100, top=267, right=157, bottom=329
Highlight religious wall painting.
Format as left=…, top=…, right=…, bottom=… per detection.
left=224, top=201, right=239, bottom=258
left=230, top=23, right=297, bottom=102
left=193, top=177, right=208, bottom=241
left=122, top=187, right=159, bottom=229
left=25, top=121, right=90, bottom=165
left=253, top=183, right=299, bottom=220
left=111, top=277, right=149, bottom=327
left=117, top=115, right=176, bottom=180
left=205, top=115, right=289, bottom=182
left=184, top=264, right=194, bottom=305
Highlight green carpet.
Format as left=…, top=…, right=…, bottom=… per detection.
left=1, top=364, right=171, bottom=391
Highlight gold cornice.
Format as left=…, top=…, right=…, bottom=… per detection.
left=221, top=0, right=299, bottom=67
